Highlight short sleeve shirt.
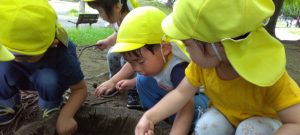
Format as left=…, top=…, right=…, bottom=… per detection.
left=185, top=61, right=300, bottom=126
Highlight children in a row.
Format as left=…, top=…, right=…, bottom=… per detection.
left=98, top=6, right=209, bottom=134
left=135, top=0, right=300, bottom=134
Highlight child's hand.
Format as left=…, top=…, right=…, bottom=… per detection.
left=135, top=115, right=155, bottom=135
left=94, top=80, right=116, bottom=96
left=116, top=79, right=135, bottom=92
left=56, top=116, right=77, bottom=135
left=95, top=39, right=109, bottom=51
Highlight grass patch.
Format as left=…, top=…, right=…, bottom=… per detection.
left=288, top=28, right=300, bottom=35
left=66, top=27, right=114, bottom=46
left=64, top=0, right=171, bottom=46
left=138, top=0, right=172, bottom=14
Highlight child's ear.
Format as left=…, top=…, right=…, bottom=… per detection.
left=50, top=39, right=59, bottom=48
left=161, top=42, right=172, bottom=55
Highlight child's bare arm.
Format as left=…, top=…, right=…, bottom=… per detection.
left=110, top=62, right=135, bottom=82
left=95, top=32, right=117, bottom=50
left=95, top=62, right=135, bottom=96
left=170, top=99, right=194, bottom=135
left=135, top=78, right=198, bottom=135
left=56, top=80, right=87, bottom=135
left=116, top=78, right=136, bottom=92
left=276, top=103, right=300, bottom=135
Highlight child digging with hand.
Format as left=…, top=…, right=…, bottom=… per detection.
left=0, top=1, right=87, bottom=134
left=85, top=0, right=141, bottom=109
left=100, top=6, right=209, bottom=134
left=135, top=0, right=300, bottom=135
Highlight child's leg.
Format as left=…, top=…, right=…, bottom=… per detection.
left=192, top=93, right=209, bottom=127
left=106, top=48, right=122, bottom=78
left=32, top=68, right=68, bottom=110
left=135, top=74, right=167, bottom=109
left=194, top=107, right=234, bottom=135
left=136, top=74, right=176, bottom=122
left=0, top=62, right=27, bottom=106
left=0, top=62, right=24, bottom=125
left=235, top=116, right=281, bottom=135
left=193, top=93, right=209, bottom=119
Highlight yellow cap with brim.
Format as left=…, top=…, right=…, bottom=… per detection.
left=0, top=44, right=14, bottom=61
left=222, top=27, right=285, bottom=86
left=128, top=0, right=139, bottom=9
left=0, top=0, right=57, bottom=56
left=162, top=0, right=285, bottom=86
left=162, top=14, right=189, bottom=40
left=163, top=0, right=275, bottom=42
left=112, top=6, right=166, bottom=53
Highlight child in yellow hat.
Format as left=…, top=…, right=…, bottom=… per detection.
left=102, top=6, right=209, bottom=134
left=85, top=0, right=141, bottom=109
left=0, top=0, right=87, bottom=134
left=135, top=0, right=300, bottom=135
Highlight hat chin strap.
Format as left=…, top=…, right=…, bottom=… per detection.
left=211, top=43, right=222, bottom=61
left=160, top=44, right=166, bottom=63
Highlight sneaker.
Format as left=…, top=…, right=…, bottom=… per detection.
left=0, top=105, right=20, bottom=126
left=42, top=107, right=60, bottom=135
left=42, top=107, right=60, bottom=119
left=127, top=89, right=142, bottom=109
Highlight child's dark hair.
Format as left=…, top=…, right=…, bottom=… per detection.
left=122, top=44, right=160, bottom=58
left=87, top=0, right=129, bottom=19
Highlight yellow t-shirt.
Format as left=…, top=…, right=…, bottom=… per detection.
left=185, top=62, right=300, bottom=126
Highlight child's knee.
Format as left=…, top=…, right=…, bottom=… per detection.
left=194, top=107, right=234, bottom=135
left=32, top=69, right=59, bottom=87
left=236, top=117, right=281, bottom=135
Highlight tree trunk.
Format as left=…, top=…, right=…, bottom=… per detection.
left=265, top=0, right=285, bottom=37
left=79, top=0, right=85, bottom=14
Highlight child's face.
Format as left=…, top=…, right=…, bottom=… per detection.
left=183, top=39, right=227, bottom=68
left=123, top=46, right=166, bottom=77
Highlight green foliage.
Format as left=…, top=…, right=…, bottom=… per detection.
left=281, top=0, right=300, bottom=18
left=68, top=8, right=79, bottom=17
left=66, top=27, right=114, bottom=46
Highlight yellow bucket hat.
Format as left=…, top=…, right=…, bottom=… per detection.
left=0, top=0, right=58, bottom=55
left=0, top=44, right=14, bottom=61
left=112, top=6, right=166, bottom=52
left=162, top=0, right=285, bottom=86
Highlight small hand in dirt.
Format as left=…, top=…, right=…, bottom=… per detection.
left=116, top=79, right=136, bottom=92
left=95, top=80, right=116, bottom=96
left=135, top=114, right=155, bottom=135
left=94, top=39, right=109, bottom=51
left=56, top=116, right=78, bottom=135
